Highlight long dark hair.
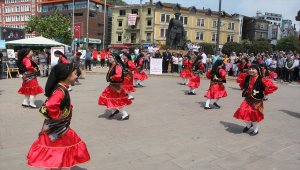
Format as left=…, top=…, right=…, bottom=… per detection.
left=211, top=59, right=224, bottom=76
left=259, top=63, right=270, bottom=77
left=54, top=50, right=67, bottom=59
left=135, top=53, right=144, bottom=65
left=17, top=48, right=31, bottom=74
left=192, top=56, right=202, bottom=68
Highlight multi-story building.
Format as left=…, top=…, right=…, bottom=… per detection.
left=111, top=1, right=240, bottom=49
left=0, top=0, right=40, bottom=38
left=242, top=16, right=269, bottom=41
left=268, top=24, right=281, bottom=45
left=38, top=0, right=113, bottom=49
left=281, top=19, right=295, bottom=38
left=256, top=11, right=282, bottom=26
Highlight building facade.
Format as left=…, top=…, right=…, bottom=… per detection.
left=0, top=0, right=40, bottom=38
left=111, top=1, right=240, bottom=49
left=242, top=16, right=269, bottom=41
left=256, top=11, right=282, bottom=26
left=38, top=0, right=113, bottom=49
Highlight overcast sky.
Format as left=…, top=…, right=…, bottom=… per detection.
left=125, top=0, right=300, bottom=30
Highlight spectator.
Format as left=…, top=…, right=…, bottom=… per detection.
left=285, top=54, right=296, bottom=83
left=212, top=51, right=221, bottom=65
left=178, top=53, right=183, bottom=73
left=92, top=48, right=98, bottom=68
left=0, top=51, right=3, bottom=79
left=99, top=48, right=106, bottom=68
left=148, top=44, right=154, bottom=54
left=85, top=48, right=92, bottom=71
left=172, top=53, right=179, bottom=73
left=38, top=49, right=48, bottom=77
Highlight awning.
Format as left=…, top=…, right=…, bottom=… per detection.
left=109, top=44, right=130, bottom=49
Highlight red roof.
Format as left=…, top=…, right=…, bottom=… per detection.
left=38, top=0, right=114, bottom=7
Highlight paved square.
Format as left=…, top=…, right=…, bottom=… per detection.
left=0, top=74, right=299, bottom=170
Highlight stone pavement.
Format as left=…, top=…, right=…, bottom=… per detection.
left=0, top=73, right=300, bottom=170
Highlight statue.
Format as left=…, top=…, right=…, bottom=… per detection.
left=166, top=12, right=185, bottom=49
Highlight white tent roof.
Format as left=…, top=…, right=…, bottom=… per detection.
left=6, top=36, right=67, bottom=46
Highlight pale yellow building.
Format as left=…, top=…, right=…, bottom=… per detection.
left=111, top=1, right=240, bottom=49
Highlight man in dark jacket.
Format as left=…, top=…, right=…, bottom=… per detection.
left=162, top=49, right=172, bottom=73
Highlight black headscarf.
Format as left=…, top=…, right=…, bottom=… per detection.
left=212, top=59, right=224, bottom=76
left=124, top=53, right=132, bottom=61
left=45, top=64, right=75, bottom=97
left=259, top=63, right=270, bottom=77
left=54, top=50, right=68, bottom=60
left=111, top=53, right=125, bottom=69
left=17, top=48, right=31, bottom=73
left=249, top=64, right=262, bottom=77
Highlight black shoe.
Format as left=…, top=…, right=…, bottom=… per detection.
left=138, top=84, right=144, bottom=87
left=118, top=115, right=130, bottom=120
left=204, top=107, right=212, bottom=110
left=213, top=102, right=221, bottom=108
left=109, top=110, right=119, bottom=119
left=22, top=104, right=29, bottom=107
left=242, top=124, right=253, bottom=133
left=249, top=130, right=259, bottom=136
left=187, top=92, right=196, bottom=95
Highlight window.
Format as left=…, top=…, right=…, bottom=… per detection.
left=131, top=9, right=138, bottom=15
left=166, top=15, right=170, bottom=22
left=227, top=35, right=234, bottom=42
left=228, top=22, right=235, bottom=30
left=196, top=32, right=204, bottom=40
left=119, top=9, right=126, bottom=16
left=146, top=33, right=151, bottom=42
left=147, top=19, right=152, bottom=26
left=180, top=16, right=188, bottom=25
left=260, top=32, right=264, bottom=39
left=160, top=14, right=170, bottom=23
left=212, top=33, right=217, bottom=41
left=147, top=8, right=151, bottom=15
left=213, top=20, right=218, bottom=28
left=117, top=33, right=122, bottom=42
left=118, top=20, right=122, bottom=27
left=74, top=13, right=83, bottom=16
left=197, top=18, right=205, bottom=27
left=160, top=29, right=166, bottom=38
left=260, top=24, right=264, bottom=29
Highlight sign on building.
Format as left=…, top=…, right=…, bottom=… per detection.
left=74, top=23, right=82, bottom=38
left=128, top=14, right=137, bottom=26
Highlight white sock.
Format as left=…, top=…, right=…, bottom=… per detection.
left=119, top=108, right=129, bottom=118
left=134, top=80, right=138, bottom=86
left=29, top=95, right=36, bottom=107
left=245, top=121, right=252, bottom=128
left=205, top=99, right=211, bottom=107
left=215, top=98, right=220, bottom=104
left=22, top=95, right=29, bottom=105
left=252, top=122, right=259, bottom=132
left=127, top=93, right=134, bottom=99
left=191, top=88, right=195, bottom=93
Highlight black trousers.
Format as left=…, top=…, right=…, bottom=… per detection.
left=162, top=61, right=169, bottom=73
left=285, top=69, right=294, bottom=82
left=85, top=59, right=92, bottom=70
left=100, top=59, right=105, bottom=67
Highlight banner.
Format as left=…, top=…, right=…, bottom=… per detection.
left=50, top=47, right=64, bottom=66
left=74, top=23, right=82, bottom=38
left=128, top=14, right=137, bottom=26
left=150, top=58, right=162, bottom=75
left=6, top=49, right=15, bottom=58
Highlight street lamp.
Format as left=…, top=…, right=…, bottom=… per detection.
left=215, top=0, right=222, bottom=52
left=103, top=0, right=106, bottom=49
left=86, top=0, right=90, bottom=48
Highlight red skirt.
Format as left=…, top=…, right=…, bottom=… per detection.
left=122, top=74, right=136, bottom=93
left=204, top=83, right=227, bottom=99
left=134, top=71, right=148, bottom=81
left=98, top=86, right=132, bottom=108
left=27, top=128, right=90, bottom=169
left=180, top=68, right=192, bottom=78
left=236, top=72, right=247, bottom=89
left=233, top=100, right=264, bottom=122
left=187, top=75, right=200, bottom=88
left=18, top=78, right=44, bottom=96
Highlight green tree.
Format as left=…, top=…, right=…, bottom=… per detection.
left=25, top=13, right=72, bottom=45
left=199, top=43, right=214, bottom=55
left=249, top=40, right=272, bottom=54
left=276, top=36, right=300, bottom=52
left=221, top=42, right=244, bottom=56
left=107, top=0, right=127, bottom=5
left=240, top=39, right=251, bottom=53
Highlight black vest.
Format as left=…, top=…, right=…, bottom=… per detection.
left=106, top=64, right=124, bottom=83
left=211, top=69, right=226, bottom=83
left=242, top=75, right=265, bottom=100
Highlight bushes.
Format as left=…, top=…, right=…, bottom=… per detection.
left=199, top=43, right=214, bottom=55
left=222, top=42, right=244, bottom=56
left=276, top=36, right=300, bottom=52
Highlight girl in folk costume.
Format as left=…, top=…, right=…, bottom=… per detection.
left=133, top=53, right=148, bottom=87
left=236, top=58, right=250, bottom=89
left=55, top=50, right=69, bottom=64
left=27, top=64, right=90, bottom=169
left=186, top=56, right=204, bottom=95
left=204, top=60, right=227, bottom=109
left=260, top=63, right=278, bottom=101
left=233, top=65, right=278, bottom=136
left=17, top=48, right=44, bottom=108
left=180, top=55, right=193, bottom=85
left=122, top=53, right=137, bottom=100
left=98, top=54, right=131, bottom=120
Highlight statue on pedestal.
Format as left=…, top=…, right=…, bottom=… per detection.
left=166, top=12, right=185, bottom=49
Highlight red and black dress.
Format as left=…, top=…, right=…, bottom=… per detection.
left=27, top=83, right=90, bottom=169
left=98, top=64, right=132, bottom=108
left=18, top=57, right=43, bottom=96
left=236, top=63, right=250, bottom=89
left=187, top=62, right=204, bottom=89
left=204, top=68, right=228, bottom=99
left=233, top=76, right=278, bottom=122
left=58, top=56, right=69, bottom=64
left=133, top=57, right=148, bottom=81
left=180, top=59, right=193, bottom=79
left=122, top=60, right=137, bottom=93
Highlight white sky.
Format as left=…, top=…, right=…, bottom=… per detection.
left=125, top=0, right=300, bottom=31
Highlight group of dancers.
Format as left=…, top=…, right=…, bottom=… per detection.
left=16, top=47, right=278, bottom=169
left=179, top=54, right=278, bottom=136
left=16, top=48, right=148, bottom=169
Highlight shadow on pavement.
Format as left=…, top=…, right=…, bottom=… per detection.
left=228, top=86, right=241, bottom=90
left=71, top=166, right=87, bottom=170
left=98, top=109, right=112, bottom=120
left=280, top=109, right=300, bottom=119
left=219, top=121, right=243, bottom=134
left=197, top=101, right=206, bottom=108
left=35, top=100, right=44, bottom=108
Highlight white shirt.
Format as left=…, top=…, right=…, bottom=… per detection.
left=134, top=49, right=139, bottom=55
left=201, top=53, right=207, bottom=64
left=192, top=45, right=199, bottom=52
left=148, top=46, right=153, bottom=53
left=172, top=56, right=179, bottom=64
left=178, top=57, right=183, bottom=65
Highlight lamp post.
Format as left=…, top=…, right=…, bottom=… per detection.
left=72, top=0, right=75, bottom=51
left=103, top=0, right=106, bottom=49
left=86, top=0, right=90, bottom=48
left=215, top=0, right=222, bottom=52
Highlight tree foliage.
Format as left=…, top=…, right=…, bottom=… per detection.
left=249, top=40, right=272, bottom=54
left=106, top=0, right=127, bottom=5
left=199, top=43, right=214, bottom=55
left=276, top=36, right=300, bottom=52
left=222, top=42, right=244, bottom=56
left=25, top=13, right=72, bottom=45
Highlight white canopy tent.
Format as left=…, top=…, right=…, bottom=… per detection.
left=5, top=36, right=69, bottom=47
